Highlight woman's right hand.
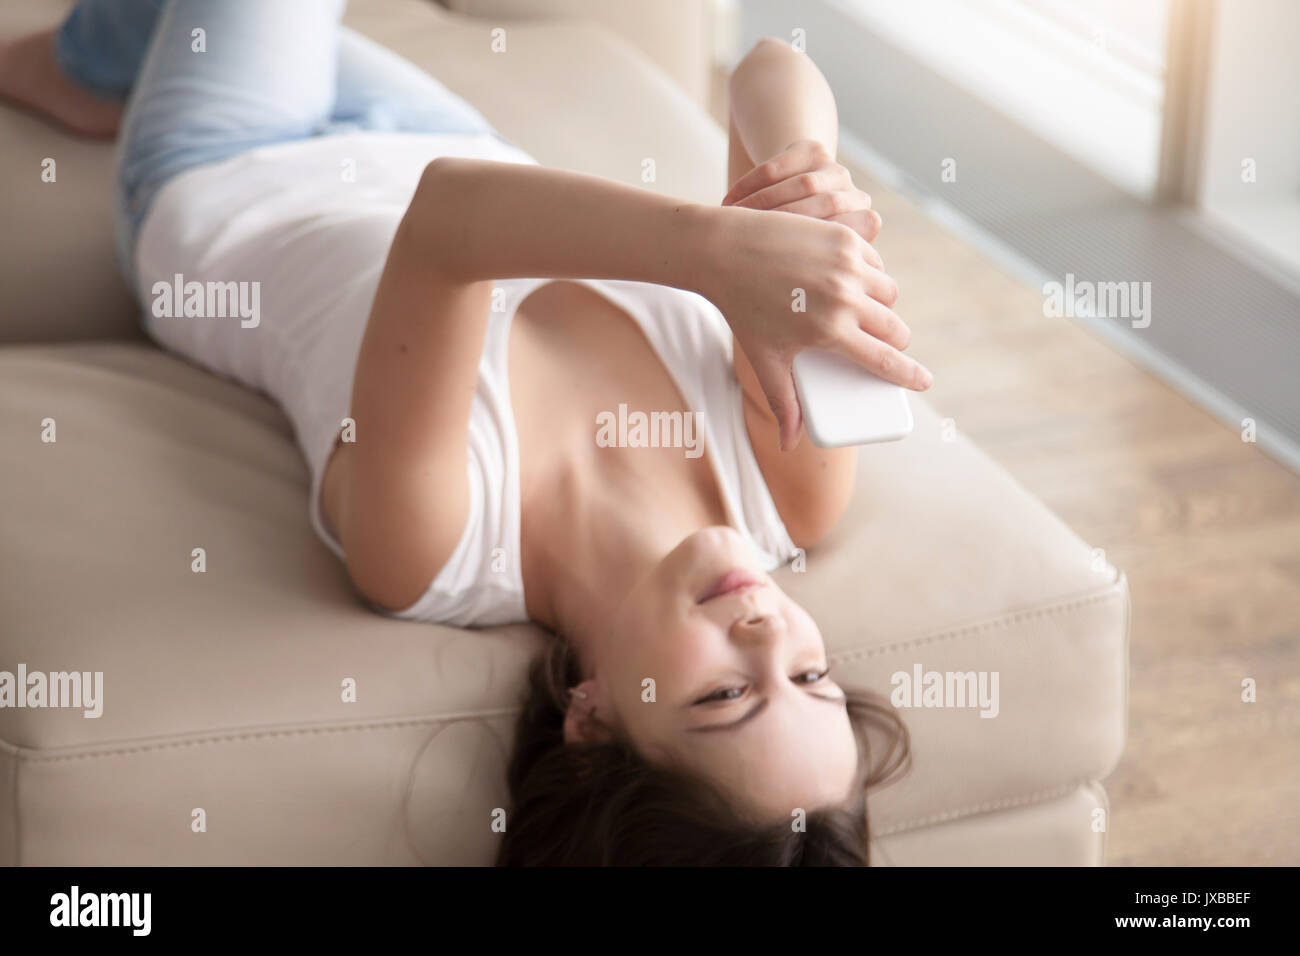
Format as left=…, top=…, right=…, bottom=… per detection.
left=696, top=203, right=931, bottom=450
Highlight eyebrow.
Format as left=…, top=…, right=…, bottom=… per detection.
left=684, top=692, right=845, bottom=734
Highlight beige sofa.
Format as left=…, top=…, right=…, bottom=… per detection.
left=0, top=0, right=1129, bottom=865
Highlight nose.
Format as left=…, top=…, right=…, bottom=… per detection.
left=729, top=606, right=786, bottom=645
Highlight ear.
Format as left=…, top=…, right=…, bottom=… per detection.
left=563, top=679, right=613, bottom=745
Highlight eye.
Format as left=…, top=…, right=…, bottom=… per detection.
left=794, top=667, right=831, bottom=685
left=692, top=668, right=830, bottom=705
left=695, top=685, right=747, bottom=705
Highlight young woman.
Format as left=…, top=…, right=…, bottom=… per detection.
left=1, top=0, right=924, bottom=864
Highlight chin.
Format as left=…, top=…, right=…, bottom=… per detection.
left=677, top=525, right=754, bottom=566
left=665, top=526, right=770, bottom=602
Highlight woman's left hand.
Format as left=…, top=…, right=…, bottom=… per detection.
left=721, top=139, right=882, bottom=247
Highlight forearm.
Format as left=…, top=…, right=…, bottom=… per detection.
left=408, top=157, right=715, bottom=293
left=724, top=39, right=842, bottom=429
left=728, top=37, right=838, bottom=163
left=725, top=38, right=839, bottom=411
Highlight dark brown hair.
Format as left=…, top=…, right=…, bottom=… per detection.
left=496, top=636, right=910, bottom=866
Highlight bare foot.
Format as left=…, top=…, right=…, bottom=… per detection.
left=0, top=29, right=122, bottom=138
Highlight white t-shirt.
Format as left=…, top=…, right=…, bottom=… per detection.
left=135, top=131, right=798, bottom=626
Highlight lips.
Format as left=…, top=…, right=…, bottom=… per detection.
left=698, top=568, right=762, bottom=604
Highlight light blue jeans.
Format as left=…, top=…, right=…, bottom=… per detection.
left=55, top=0, right=510, bottom=286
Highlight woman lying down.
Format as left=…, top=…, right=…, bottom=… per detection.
left=1, top=0, right=929, bottom=864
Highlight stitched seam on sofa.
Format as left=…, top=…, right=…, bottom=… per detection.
left=874, top=778, right=1090, bottom=836
left=0, top=588, right=1124, bottom=756
left=829, top=583, right=1124, bottom=665
left=9, top=709, right=520, bottom=764
left=0, top=583, right=1128, bottom=756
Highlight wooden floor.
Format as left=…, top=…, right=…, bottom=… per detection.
left=710, top=75, right=1300, bottom=866
left=865, top=172, right=1300, bottom=865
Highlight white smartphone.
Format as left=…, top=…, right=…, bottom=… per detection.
left=792, top=348, right=914, bottom=448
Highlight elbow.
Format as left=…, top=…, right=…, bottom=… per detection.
left=743, top=37, right=789, bottom=60
left=729, top=37, right=793, bottom=95
left=733, top=37, right=790, bottom=71
left=411, top=154, right=487, bottom=227
left=414, top=155, right=481, bottom=209
left=413, top=155, right=459, bottom=211
left=752, top=36, right=789, bottom=54
left=418, top=154, right=459, bottom=184
left=406, top=157, right=467, bottom=269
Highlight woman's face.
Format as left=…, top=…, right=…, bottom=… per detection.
left=572, top=526, right=860, bottom=822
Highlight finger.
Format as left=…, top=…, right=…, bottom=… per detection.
left=722, top=161, right=787, bottom=207
left=836, top=328, right=932, bottom=391
left=853, top=261, right=899, bottom=310
left=731, top=166, right=854, bottom=211
left=768, top=188, right=869, bottom=220
left=829, top=208, right=882, bottom=245
left=855, top=289, right=909, bottom=348
left=843, top=227, right=884, bottom=271
left=748, top=351, right=804, bottom=452
left=721, top=141, right=826, bottom=206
